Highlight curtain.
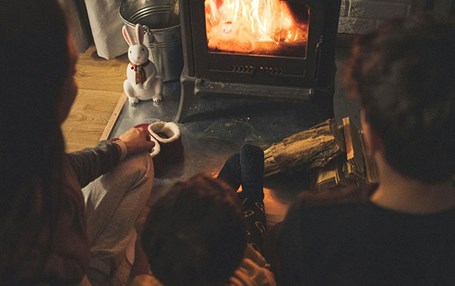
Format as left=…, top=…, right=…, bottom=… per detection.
left=84, top=0, right=128, bottom=59
left=59, top=0, right=128, bottom=60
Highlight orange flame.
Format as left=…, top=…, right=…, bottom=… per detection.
left=205, top=0, right=308, bottom=54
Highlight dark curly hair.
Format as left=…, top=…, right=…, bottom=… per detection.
left=344, top=14, right=455, bottom=183
left=141, top=174, right=247, bottom=286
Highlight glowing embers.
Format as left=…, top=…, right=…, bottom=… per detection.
left=205, top=0, right=309, bottom=57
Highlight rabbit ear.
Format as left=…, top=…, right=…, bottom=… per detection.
left=135, top=24, right=144, bottom=45
left=122, top=25, right=133, bottom=46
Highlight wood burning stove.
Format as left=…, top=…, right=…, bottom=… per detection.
left=176, top=0, right=341, bottom=122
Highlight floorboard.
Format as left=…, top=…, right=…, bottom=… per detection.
left=62, top=46, right=127, bottom=152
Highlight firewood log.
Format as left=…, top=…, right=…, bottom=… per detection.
left=264, top=119, right=344, bottom=177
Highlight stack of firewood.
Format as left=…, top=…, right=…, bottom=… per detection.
left=263, top=117, right=378, bottom=191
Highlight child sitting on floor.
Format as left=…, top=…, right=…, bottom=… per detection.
left=131, top=144, right=275, bottom=286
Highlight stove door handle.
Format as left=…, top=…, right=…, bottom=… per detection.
left=314, top=36, right=324, bottom=80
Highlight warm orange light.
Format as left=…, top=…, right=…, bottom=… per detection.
left=205, top=0, right=308, bottom=54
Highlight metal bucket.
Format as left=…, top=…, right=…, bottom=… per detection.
left=120, top=0, right=183, bottom=82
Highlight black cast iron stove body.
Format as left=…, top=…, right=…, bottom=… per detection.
left=176, top=0, right=341, bottom=122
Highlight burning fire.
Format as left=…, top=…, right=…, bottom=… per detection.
left=205, top=0, right=309, bottom=54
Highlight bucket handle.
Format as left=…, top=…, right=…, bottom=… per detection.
left=142, top=25, right=155, bottom=43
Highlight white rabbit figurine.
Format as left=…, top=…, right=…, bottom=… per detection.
left=122, top=24, right=163, bottom=105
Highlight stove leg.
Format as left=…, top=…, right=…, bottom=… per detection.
left=314, top=83, right=335, bottom=120
left=175, top=72, right=197, bottom=123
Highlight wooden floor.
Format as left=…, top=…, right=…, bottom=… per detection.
left=62, top=46, right=128, bottom=152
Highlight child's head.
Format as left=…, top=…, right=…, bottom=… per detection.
left=141, top=174, right=247, bottom=286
